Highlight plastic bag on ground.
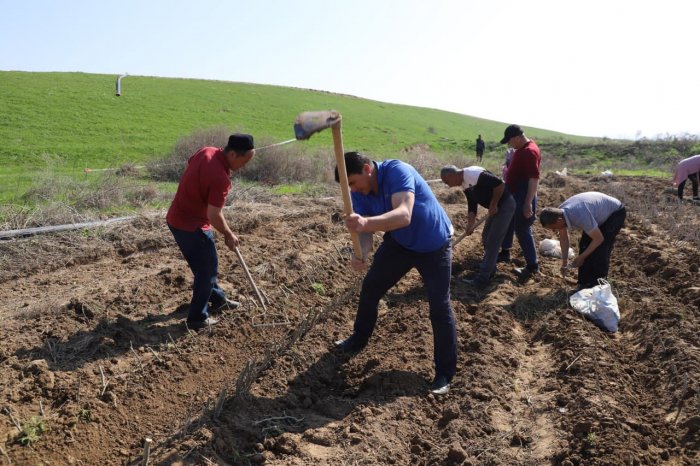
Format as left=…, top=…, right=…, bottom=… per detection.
left=539, top=238, right=575, bottom=260
left=569, top=279, right=620, bottom=332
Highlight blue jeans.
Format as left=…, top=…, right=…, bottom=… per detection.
left=168, top=224, right=227, bottom=322
left=354, top=235, right=457, bottom=381
left=500, top=186, right=539, bottom=270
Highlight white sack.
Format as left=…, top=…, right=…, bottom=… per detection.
left=569, top=279, right=620, bottom=332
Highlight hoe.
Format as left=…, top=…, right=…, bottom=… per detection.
left=236, top=110, right=362, bottom=316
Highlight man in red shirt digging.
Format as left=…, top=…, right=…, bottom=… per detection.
left=166, top=134, right=255, bottom=329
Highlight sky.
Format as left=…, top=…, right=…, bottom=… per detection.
left=1, top=0, right=698, bottom=139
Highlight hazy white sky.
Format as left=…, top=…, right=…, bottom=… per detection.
left=1, top=0, right=698, bottom=139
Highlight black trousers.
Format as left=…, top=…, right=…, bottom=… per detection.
left=677, top=172, right=699, bottom=199
left=578, top=206, right=626, bottom=288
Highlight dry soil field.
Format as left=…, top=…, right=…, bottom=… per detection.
left=1, top=174, right=699, bottom=465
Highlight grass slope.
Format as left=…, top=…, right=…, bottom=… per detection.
left=0, top=71, right=589, bottom=172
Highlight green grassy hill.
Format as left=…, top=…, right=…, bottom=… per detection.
left=0, top=71, right=589, bottom=173
left=2, top=71, right=696, bottom=226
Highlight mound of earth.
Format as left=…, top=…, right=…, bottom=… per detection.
left=0, top=175, right=698, bottom=465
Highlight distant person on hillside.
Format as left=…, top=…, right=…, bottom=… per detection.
left=539, top=192, right=626, bottom=290
left=475, top=134, right=485, bottom=162
left=497, top=125, right=541, bottom=279
left=334, top=151, right=456, bottom=395
left=441, top=165, right=515, bottom=290
left=166, top=134, right=255, bottom=330
left=672, top=154, right=700, bottom=201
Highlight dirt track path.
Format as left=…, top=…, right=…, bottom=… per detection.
left=1, top=177, right=699, bottom=465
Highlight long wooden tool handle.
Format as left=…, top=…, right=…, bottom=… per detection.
left=453, top=215, right=487, bottom=247
left=331, top=121, right=363, bottom=260
left=235, top=247, right=267, bottom=311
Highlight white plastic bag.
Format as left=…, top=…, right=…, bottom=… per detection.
left=569, top=279, right=620, bottom=332
left=539, top=238, right=575, bottom=260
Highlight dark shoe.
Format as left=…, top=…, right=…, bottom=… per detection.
left=496, top=250, right=512, bottom=263
left=461, top=276, right=489, bottom=290
left=334, top=334, right=368, bottom=353
left=514, top=266, right=540, bottom=279
left=186, top=317, right=218, bottom=330
left=210, top=298, right=240, bottom=314
left=430, top=375, right=451, bottom=395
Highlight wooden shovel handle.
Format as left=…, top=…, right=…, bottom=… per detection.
left=332, top=121, right=363, bottom=260
left=453, top=215, right=487, bottom=247
left=235, top=247, right=267, bottom=311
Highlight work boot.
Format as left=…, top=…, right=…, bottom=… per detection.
left=334, top=334, right=368, bottom=353
left=430, top=375, right=451, bottom=395
left=496, top=250, right=511, bottom=263
left=514, top=266, right=540, bottom=281
left=186, top=317, right=219, bottom=330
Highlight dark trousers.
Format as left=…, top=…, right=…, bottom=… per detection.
left=168, top=224, right=227, bottom=322
left=500, top=187, right=539, bottom=270
left=354, top=235, right=457, bottom=381
left=578, top=206, right=626, bottom=288
left=678, top=172, right=699, bottom=199
left=479, top=195, right=516, bottom=280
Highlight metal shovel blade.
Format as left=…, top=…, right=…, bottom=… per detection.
left=294, top=110, right=341, bottom=140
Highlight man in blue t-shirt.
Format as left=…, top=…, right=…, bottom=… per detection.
left=334, top=151, right=456, bottom=395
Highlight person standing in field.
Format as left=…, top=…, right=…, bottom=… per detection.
left=672, top=154, right=700, bottom=201
left=539, top=192, right=626, bottom=290
left=440, top=165, right=515, bottom=290
left=166, top=134, right=255, bottom=330
left=334, top=151, right=457, bottom=395
left=497, top=125, right=541, bottom=278
left=475, top=134, right=485, bottom=162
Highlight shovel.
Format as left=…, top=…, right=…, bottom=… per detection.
left=235, top=247, right=267, bottom=311
left=253, top=110, right=342, bottom=151
left=252, top=110, right=362, bottom=260
left=295, top=111, right=363, bottom=260
left=453, top=215, right=487, bottom=247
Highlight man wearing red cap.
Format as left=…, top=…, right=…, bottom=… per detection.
left=497, top=124, right=541, bottom=279
left=166, top=133, right=255, bottom=329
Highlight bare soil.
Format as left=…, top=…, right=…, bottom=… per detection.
left=1, top=175, right=699, bottom=465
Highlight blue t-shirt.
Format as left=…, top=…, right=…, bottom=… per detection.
left=351, top=160, right=453, bottom=253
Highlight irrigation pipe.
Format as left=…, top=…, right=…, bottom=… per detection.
left=0, top=216, right=137, bottom=240
left=1, top=170, right=450, bottom=241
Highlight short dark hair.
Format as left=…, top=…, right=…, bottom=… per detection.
left=335, top=151, right=371, bottom=182
left=539, top=207, right=564, bottom=227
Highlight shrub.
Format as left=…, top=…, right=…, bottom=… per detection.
left=148, top=126, right=232, bottom=182
left=240, top=140, right=330, bottom=185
